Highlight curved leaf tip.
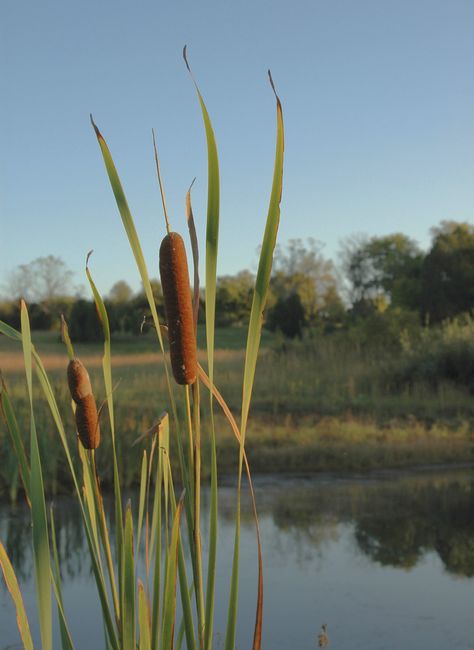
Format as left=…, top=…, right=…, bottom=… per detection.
left=267, top=70, right=282, bottom=109
left=90, top=114, right=103, bottom=141
left=183, top=45, right=191, bottom=72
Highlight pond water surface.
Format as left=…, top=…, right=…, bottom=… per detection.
left=1, top=468, right=473, bottom=649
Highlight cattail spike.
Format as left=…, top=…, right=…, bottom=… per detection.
left=67, top=357, right=101, bottom=450
left=159, top=232, right=197, bottom=385
left=67, top=358, right=92, bottom=403
left=75, top=394, right=101, bottom=450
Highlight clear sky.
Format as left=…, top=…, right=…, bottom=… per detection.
left=2, top=0, right=474, bottom=297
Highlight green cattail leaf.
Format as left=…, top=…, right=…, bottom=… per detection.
left=136, top=450, right=148, bottom=556
left=183, top=46, right=220, bottom=385
left=226, top=75, right=284, bottom=650
left=0, top=319, right=22, bottom=341
left=176, top=542, right=196, bottom=650
left=91, top=118, right=196, bottom=570
left=88, top=456, right=121, bottom=629
left=138, top=580, right=151, bottom=650
left=122, top=504, right=136, bottom=650
left=60, top=315, right=75, bottom=360
left=85, top=258, right=124, bottom=599
left=162, top=415, right=170, bottom=526
left=50, top=508, right=76, bottom=650
left=20, top=300, right=53, bottom=650
left=242, top=74, right=284, bottom=440
left=79, top=446, right=102, bottom=560
left=0, top=379, right=31, bottom=502
left=161, top=492, right=184, bottom=650
left=176, top=581, right=194, bottom=650
left=166, top=463, right=196, bottom=650
left=51, top=574, right=75, bottom=650
left=204, top=410, right=218, bottom=650
left=151, top=442, right=163, bottom=650
left=0, top=543, right=34, bottom=650
left=1, top=320, right=119, bottom=650
left=183, top=47, right=220, bottom=650
left=35, top=333, right=119, bottom=646
left=90, top=117, right=165, bottom=352
left=185, top=180, right=200, bottom=332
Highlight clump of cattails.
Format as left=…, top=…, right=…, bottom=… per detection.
left=159, top=231, right=197, bottom=385
left=67, top=357, right=100, bottom=449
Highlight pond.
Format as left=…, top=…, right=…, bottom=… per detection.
left=1, top=468, right=473, bottom=649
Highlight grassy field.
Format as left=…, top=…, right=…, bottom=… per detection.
left=1, top=326, right=474, bottom=498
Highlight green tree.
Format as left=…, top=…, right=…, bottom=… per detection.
left=120, top=279, right=165, bottom=334
left=421, top=221, right=474, bottom=323
left=69, top=299, right=102, bottom=342
left=266, top=292, right=306, bottom=338
left=267, top=238, right=342, bottom=334
left=6, top=255, right=75, bottom=303
left=108, top=280, right=134, bottom=303
left=341, top=233, right=423, bottom=313
left=107, top=280, right=135, bottom=333
left=215, top=270, right=254, bottom=326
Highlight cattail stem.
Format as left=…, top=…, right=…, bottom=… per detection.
left=184, top=385, right=195, bottom=477
left=192, top=379, right=205, bottom=649
left=185, top=384, right=204, bottom=646
left=61, top=315, right=75, bottom=361
left=152, top=129, right=171, bottom=236
left=88, top=450, right=121, bottom=629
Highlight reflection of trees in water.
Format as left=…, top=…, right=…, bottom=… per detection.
left=254, top=473, right=474, bottom=577
left=353, top=475, right=474, bottom=576
left=354, top=490, right=436, bottom=569
left=1, top=472, right=473, bottom=589
left=0, top=503, right=34, bottom=583
left=270, top=492, right=340, bottom=564
left=0, top=496, right=116, bottom=588
left=271, top=515, right=340, bottom=566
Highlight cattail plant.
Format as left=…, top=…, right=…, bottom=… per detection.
left=67, top=357, right=101, bottom=450
left=0, top=51, right=284, bottom=650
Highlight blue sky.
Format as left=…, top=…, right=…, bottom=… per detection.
left=2, top=0, right=474, bottom=297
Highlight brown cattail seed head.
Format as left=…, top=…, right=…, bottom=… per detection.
left=67, top=358, right=92, bottom=403
left=159, top=232, right=197, bottom=385
left=75, top=394, right=100, bottom=450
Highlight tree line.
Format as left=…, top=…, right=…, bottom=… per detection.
left=1, top=220, right=474, bottom=340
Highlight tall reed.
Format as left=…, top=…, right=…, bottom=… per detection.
left=0, top=52, right=284, bottom=650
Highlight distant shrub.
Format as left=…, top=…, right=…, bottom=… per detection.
left=68, top=299, right=102, bottom=342
left=393, top=314, right=474, bottom=391
left=346, top=307, right=421, bottom=351
left=266, top=292, right=306, bottom=338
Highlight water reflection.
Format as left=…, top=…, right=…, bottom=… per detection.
left=2, top=471, right=474, bottom=580
left=1, top=469, right=473, bottom=649
left=257, top=470, right=474, bottom=576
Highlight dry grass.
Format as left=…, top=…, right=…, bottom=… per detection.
left=0, top=347, right=244, bottom=374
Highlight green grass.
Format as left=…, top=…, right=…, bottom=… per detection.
left=0, top=324, right=274, bottom=357
left=2, top=327, right=474, bottom=500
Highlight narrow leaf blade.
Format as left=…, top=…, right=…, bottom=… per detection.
left=138, top=580, right=151, bottom=650
left=0, top=543, right=34, bottom=650
left=161, top=493, right=184, bottom=650
left=21, top=301, right=53, bottom=650
left=122, top=504, right=136, bottom=650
